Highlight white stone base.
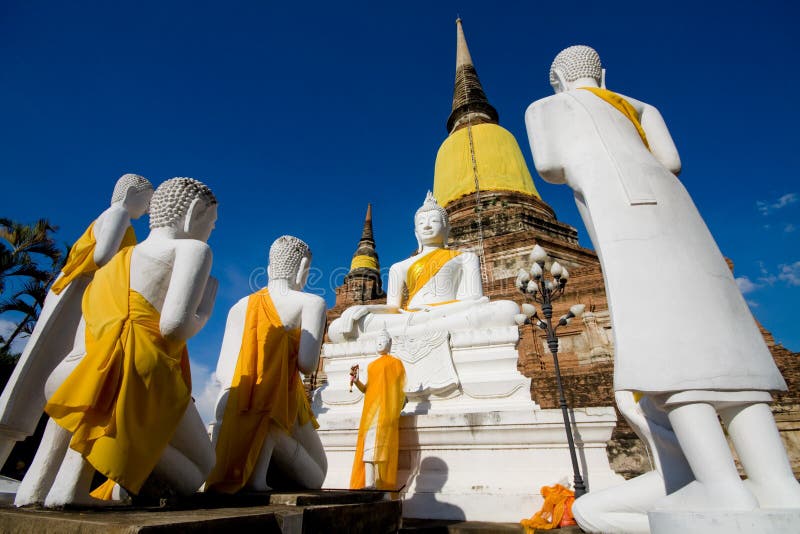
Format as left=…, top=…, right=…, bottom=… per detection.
left=0, top=475, right=19, bottom=504
left=649, top=509, right=800, bottom=533
left=316, top=406, right=624, bottom=522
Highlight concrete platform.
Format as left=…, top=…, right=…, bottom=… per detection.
left=0, top=490, right=402, bottom=533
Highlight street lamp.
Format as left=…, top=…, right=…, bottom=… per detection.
left=515, top=244, right=587, bottom=498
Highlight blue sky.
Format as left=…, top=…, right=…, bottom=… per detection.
left=1, top=1, right=798, bottom=418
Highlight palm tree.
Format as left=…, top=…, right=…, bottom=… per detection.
left=0, top=218, right=64, bottom=352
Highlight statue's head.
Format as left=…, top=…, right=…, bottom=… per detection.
left=414, top=191, right=450, bottom=252
left=549, top=45, right=603, bottom=94
left=375, top=328, right=392, bottom=355
left=149, top=177, right=218, bottom=242
left=111, top=174, right=154, bottom=219
left=268, top=235, right=312, bottom=290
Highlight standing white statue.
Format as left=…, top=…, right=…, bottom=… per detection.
left=328, top=191, right=518, bottom=341
left=349, top=329, right=406, bottom=490
left=0, top=174, right=153, bottom=475
left=525, top=45, right=799, bottom=532
left=206, top=235, right=327, bottom=493
left=15, top=177, right=218, bottom=507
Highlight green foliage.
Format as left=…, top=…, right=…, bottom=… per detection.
left=0, top=217, right=66, bottom=352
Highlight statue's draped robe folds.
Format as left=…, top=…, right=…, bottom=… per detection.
left=350, top=354, right=406, bottom=490
left=405, top=249, right=461, bottom=307
left=0, top=223, right=136, bottom=443
left=526, top=88, right=785, bottom=394
left=207, top=289, right=317, bottom=494
left=45, top=246, right=192, bottom=494
left=51, top=222, right=137, bottom=294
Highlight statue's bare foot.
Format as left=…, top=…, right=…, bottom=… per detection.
left=745, top=477, right=800, bottom=509
left=44, top=490, right=122, bottom=508
left=653, top=480, right=757, bottom=511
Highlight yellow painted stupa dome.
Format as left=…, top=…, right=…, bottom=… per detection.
left=434, top=18, right=540, bottom=208
left=434, top=122, right=540, bottom=207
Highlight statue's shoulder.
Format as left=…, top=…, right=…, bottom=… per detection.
left=173, top=238, right=212, bottom=257
left=296, top=291, right=326, bottom=308
left=453, top=249, right=478, bottom=264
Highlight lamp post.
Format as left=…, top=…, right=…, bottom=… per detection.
left=515, top=244, right=587, bottom=498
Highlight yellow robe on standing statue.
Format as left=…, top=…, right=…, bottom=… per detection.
left=51, top=222, right=137, bottom=295
left=45, top=246, right=192, bottom=494
left=206, top=288, right=317, bottom=494
left=350, top=354, right=406, bottom=490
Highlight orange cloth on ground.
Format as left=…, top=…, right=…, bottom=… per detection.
left=350, top=354, right=406, bottom=490
left=51, top=222, right=136, bottom=295
left=405, top=249, right=462, bottom=306
left=578, top=87, right=650, bottom=150
left=206, top=289, right=317, bottom=494
left=520, top=484, right=576, bottom=531
left=45, top=247, right=192, bottom=494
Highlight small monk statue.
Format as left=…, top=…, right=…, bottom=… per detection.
left=207, top=235, right=328, bottom=493
left=15, top=177, right=218, bottom=507
left=327, top=191, right=518, bottom=343
left=349, top=329, right=406, bottom=490
left=525, top=45, right=800, bottom=531
left=0, top=173, right=153, bottom=472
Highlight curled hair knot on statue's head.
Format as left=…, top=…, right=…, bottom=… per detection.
left=269, top=235, right=311, bottom=280
left=111, top=174, right=154, bottom=204
left=415, top=191, right=449, bottom=227
left=549, top=45, right=602, bottom=89
left=149, top=177, right=217, bottom=230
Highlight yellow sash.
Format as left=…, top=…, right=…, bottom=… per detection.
left=350, top=354, right=406, bottom=490
left=405, top=249, right=462, bottom=306
left=51, top=222, right=136, bottom=295
left=45, top=247, right=192, bottom=494
left=578, top=87, right=650, bottom=150
left=206, top=288, right=317, bottom=494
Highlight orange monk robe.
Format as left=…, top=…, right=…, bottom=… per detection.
left=51, top=222, right=136, bottom=295
left=45, top=247, right=192, bottom=494
left=577, top=87, right=650, bottom=150
left=207, top=289, right=317, bottom=494
left=404, top=248, right=462, bottom=307
left=350, top=354, right=406, bottom=490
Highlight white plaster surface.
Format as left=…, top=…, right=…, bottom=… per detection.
left=649, top=509, right=800, bottom=534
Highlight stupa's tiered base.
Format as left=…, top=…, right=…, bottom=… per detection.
left=317, top=405, right=624, bottom=522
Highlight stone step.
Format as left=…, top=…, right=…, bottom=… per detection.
left=0, top=490, right=401, bottom=533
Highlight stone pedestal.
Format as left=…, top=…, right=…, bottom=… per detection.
left=316, top=325, right=624, bottom=522
left=649, top=509, right=800, bottom=533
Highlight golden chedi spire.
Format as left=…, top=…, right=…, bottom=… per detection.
left=348, top=203, right=380, bottom=275
left=434, top=18, right=540, bottom=208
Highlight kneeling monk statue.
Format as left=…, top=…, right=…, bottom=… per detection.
left=207, top=235, right=328, bottom=493
left=0, top=174, right=153, bottom=471
left=327, top=191, right=518, bottom=344
left=16, top=177, right=219, bottom=507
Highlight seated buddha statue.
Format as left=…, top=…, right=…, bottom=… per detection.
left=15, top=177, right=218, bottom=507
left=327, top=192, right=519, bottom=344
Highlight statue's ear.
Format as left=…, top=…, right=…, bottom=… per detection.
left=601, top=68, right=607, bottom=89
left=183, top=198, right=202, bottom=235
left=266, top=263, right=274, bottom=281
left=552, top=68, right=568, bottom=93
left=414, top=229, right=423, bottom=254
left=295, top=256, right=309, bottom=288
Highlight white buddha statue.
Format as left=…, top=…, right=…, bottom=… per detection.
left=15, top=177, right=218, bottom=507
left=207, top=235, right=327, bottom=493
left=328, top=192, right=518, bottom=344
left=0, top=173, right=153, bottom=473
left=525, top=45, right=799, bottom=531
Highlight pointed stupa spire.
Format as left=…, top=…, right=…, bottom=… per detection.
left=348, top=204, right=380, bottom=275
left=447, top=18, right=499, bottom=133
